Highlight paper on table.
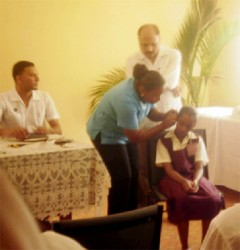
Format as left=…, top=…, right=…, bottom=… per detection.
left=24, top=133, right=48, bottom=142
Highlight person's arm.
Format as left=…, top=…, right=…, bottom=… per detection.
left=123, top=112, right=176, bottom=143
left=123, top=108, right=177, bottom=143
left=191, top=161, right=204, bottom=192
left=0, top=170, right=47, bottom=250
left=48, top=119, right=62, bottom=134
left=163, top=163, right=193, bottom=192
left=190, top=136, right=208, bottom=192
left=171, top=85, right=181, bottom=97
left=0, top=126, right=29, bottom=140
left=156, top=139, right=193, bottom=192
left=0, top=98, right=29, bottom=139
left=42, top=92, right=62, bottom=134
left=147, top=108, right=178, bottom=122
left=34, top=119, right=62, bottom=135
left=162, top=49, right=182, bottom=97
left=0, top=170, right=85, bottom=250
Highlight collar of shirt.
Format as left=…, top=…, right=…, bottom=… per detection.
left=164, top=129, right=198, bottom=150
left=139, top=45, right=169, bottom=63
left=10, top=89, right=40, bottom=102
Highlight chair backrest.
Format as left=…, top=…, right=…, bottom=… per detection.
left=52, top=204, right=163, bottom=250
left=146, top=132, right=166, bottom=187
left=192, top=128, right=207, bottom=146
left=191, top=128, right=209, bottom=178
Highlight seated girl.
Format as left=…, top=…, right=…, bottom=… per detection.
left=156, top=106, right=224, bottom=250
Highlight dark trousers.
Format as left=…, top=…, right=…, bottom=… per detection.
left=92, top=134, right=139, bottom=214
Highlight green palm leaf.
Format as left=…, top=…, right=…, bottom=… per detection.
left=200, top=21, right=240, bottom=77
left=88, top=0, right=240, bottom=111
left=172, top=0, right=239, bottom=106
left=88, top=67, right=126, bottom=114
left=172, top=0, right=220, bottom=80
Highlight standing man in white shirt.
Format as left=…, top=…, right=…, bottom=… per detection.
left=0, top=61, right=62, bottom=140
left=126, top=24, right=182, bottom=206
left=126, top=24, right=182, bottom=128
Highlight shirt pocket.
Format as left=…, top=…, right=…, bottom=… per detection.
left=3, top=107, right=24, bottom=127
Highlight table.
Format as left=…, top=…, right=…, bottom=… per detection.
left=0, top=138, right=110, bottom=220
left=196, top=107, right=240, bottom=191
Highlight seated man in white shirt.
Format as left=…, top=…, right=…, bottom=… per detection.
left=201, top=203, right=240, bottom=250
left=126, top=24, right=182, bottom=129
left=0, top=61, right=62, bottom=140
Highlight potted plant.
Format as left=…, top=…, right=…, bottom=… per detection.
left=172, top=0, right=240, bottom=106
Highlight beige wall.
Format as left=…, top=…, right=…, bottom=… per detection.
left=1, top=0, right=239, bottom=143
left=209, top=0, right=240, bottom=106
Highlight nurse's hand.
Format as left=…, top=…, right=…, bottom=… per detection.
left=171, top=85, right=181, bottom=97
left=165, top=109, right=178, bottom=119
left=161, top=110, right=178, bottom=129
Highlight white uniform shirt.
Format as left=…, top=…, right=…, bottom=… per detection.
left=0, top=89, right=59, bottom=132
left=156, top=130, right=209, bottom=167
left=200, top=203, right=240, bottom=250
left=125, top=45, right=182, bottom=113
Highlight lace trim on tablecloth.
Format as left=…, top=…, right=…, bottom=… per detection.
left=0, top=148, right=110, bottom=220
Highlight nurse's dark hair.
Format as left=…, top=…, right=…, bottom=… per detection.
left=133, top=63, right=165, bottom=90
left=178, top=106, right=198, bottom=120
left=12, top=61, right=35, bottom=79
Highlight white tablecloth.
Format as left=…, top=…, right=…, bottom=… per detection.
left=196, top=107, right=240, bottom=191
left=0, top=139, right=110, bottom=220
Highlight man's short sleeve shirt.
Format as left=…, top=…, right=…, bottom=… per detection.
left=125, top=45, right=182, bottom=113
left=0, top=89, right=60, bottom=132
